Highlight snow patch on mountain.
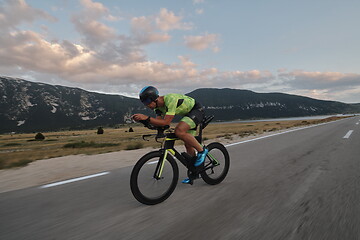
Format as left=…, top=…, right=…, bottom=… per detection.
left=17, top=120, right=25, bottom=126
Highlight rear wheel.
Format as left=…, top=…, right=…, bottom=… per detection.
left=130, top=151, right=179, bottom=205
left=200, top=142, right=230, bottom=185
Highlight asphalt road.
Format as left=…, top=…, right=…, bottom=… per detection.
left=1, top=116, right=359, bottom=240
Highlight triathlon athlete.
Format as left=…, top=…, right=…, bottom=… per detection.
left=132, top=86, right=208, bottom=183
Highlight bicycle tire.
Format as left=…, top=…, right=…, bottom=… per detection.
left=200, top=142, right=230, bottom=185
left=130, top=151, right=179, bottom=205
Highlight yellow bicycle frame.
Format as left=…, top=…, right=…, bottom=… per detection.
left=156, top=136, right=177, bottom=179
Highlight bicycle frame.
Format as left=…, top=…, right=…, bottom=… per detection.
left=153, top=133, right=220, bottom=180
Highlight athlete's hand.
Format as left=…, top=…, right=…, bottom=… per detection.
left=132, top=114, right=148, bottom=122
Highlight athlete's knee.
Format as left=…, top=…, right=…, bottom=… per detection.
left=175, top=127, right=186, bottom=138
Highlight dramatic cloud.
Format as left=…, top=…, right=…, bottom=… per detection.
left=184, top=33, right=219, bottom=52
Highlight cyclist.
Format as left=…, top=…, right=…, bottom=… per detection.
left=132, top=86, right=208, bottom=183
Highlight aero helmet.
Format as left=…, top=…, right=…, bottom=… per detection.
left=139, top=86, right=159, bottom=105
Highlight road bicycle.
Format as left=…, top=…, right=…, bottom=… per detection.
left=130, top=115, right=230, bottom=205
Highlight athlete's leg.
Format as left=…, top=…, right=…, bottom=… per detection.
left=184, top=142, right=196, bottom=156
left=174, top=121, right=203, bottom=153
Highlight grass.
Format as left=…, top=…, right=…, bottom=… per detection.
left=3, top=143, right=22, bottom=147
left=125, top=142, right=144, bottom=150
left=0, top=116, right=351, bottom=169
left=63, top=141, right=119, bottom=148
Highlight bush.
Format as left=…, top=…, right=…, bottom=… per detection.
left=35, top=132, right=45, bottom=140
left=97, top=127, right=104, bottom=134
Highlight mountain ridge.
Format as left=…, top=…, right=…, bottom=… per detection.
left=1, top=76, right=359, bottom=133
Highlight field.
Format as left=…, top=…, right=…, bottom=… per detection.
left=0, top=116, right=349, bottom=169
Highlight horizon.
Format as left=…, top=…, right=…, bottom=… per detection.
left=1, top=0, right=360, bottom=103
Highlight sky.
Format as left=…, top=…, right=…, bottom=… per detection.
left=1, top=0, right=360, bottom=103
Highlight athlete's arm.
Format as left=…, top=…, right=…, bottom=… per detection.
left=150, top=114, right=174, bottom=126
left=132, top=114, right=174, bottom=126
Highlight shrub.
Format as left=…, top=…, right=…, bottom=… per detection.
left=97, top=127, right=104, bottom=134
left=35, top=132, right=45, bottom=140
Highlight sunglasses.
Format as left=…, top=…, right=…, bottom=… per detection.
left=141, top=98, right=153, bottom=106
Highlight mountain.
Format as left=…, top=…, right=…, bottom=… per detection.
left=186, top=88, right=360, bottom=121
left=0, top=77, right=359, bottom=133
left=0, top=77, right=148, bottom=133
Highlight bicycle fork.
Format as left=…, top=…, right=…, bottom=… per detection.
left=153, top=149, right=174, bottom=180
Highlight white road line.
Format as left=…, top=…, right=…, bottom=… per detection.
left=40, top=172, right=110, bottom=189
left=225, top=119, right=344, bottom=147
left=343, top=130, right=354, bottom=139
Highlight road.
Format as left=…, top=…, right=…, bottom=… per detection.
left=1, top=116, right=359, bottom=240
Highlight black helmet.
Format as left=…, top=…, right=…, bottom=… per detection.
left=139, top=86, right=159, bottom=105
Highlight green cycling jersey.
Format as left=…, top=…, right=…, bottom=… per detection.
left=155, top=93, right=195, bottom=116
left=154, top=93, right=198, bottom=133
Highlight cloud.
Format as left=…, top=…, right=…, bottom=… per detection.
left=71, top=0, right=118, bottom=46
left=131, top=16, right=171, bottom=45
left=268, top=70, right=360, bottom=103
left=278, top=70, right=360, bottom=90
left=0, top=1, right=197, bottom=85
left=79, top=0, right=108, bottom=16
left=184, top=33, right=219, bottom=52
left=0, top=27, right=272, bottom=89
left=0, top=0, right=56, bottom=29
left=2, top=1, right=359, bottom=103
left=0, top=30, right=97, bottom=75
left=72, top=18, right=116, bottom=45
left=155, top=8, right=192, bottom=31
left=130, top=8, right=191, bottom=45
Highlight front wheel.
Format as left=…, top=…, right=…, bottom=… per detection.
left=200, top=142, right=230, bottom=185
left=130, top=151, right=179, bottom=205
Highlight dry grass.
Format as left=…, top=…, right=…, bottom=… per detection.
left=0, top=116, right=350, bottom=169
